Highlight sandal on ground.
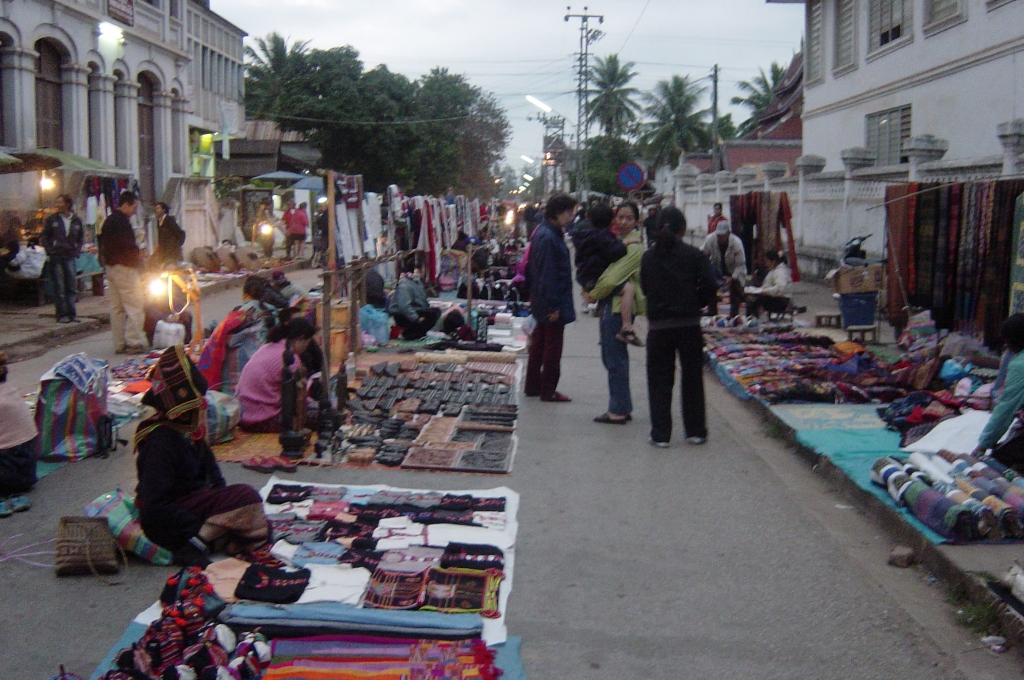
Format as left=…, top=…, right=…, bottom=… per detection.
left=615, top=329, right=645, bottom=347
left=272, top=457, right=299, bottom=473
left=594, top=413, right=629, bottom=424
left=540, top=392, right=572, bottom=402
left=242, top=457, right=277, bottom=473
left=8, top=495, right=30, bottom=512
left=0, top=498, right=12, bottom=518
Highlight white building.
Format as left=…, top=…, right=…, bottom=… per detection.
left=0, top=0, right=244, bottom=226
left=767, top=0, right=1024, bottom=176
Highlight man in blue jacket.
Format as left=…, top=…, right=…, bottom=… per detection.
left=525, top=193, right=577, bottom=402
left=41, top=194, right=84, bottom=323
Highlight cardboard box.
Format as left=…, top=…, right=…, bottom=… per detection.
left=834, top=264, right=884, bottom=294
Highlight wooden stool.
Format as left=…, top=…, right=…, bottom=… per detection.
left=846, top=325, right=877, bottom=344
left=816, top=313, right=841, bottom=328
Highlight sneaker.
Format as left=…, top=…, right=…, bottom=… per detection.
left=685, top=436, right=707, bottom=445
left=648, top=438, right=670, bottom=448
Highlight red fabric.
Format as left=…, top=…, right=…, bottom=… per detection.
left=198, top=310, right=247, bottom=391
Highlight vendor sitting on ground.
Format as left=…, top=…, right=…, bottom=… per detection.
left=974, top=314, right=1024, bottom=465
left=389, top=267, right=441, bottom=340
left=744, top=250, right=792, bottom=318
left=236, top=317, right=316, bottom=432
left=135, top=346, right=268, bottom=567
left=0, top=351, right=36, bottom=516
left=269, top=269, right=307, bottom=301
left=5, top=237, right=46, bottom=279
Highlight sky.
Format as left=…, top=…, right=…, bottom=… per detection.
left=211, top=0, right=806, bottom=168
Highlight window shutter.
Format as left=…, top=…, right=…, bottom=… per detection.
left=807, top=0, right=824, bottom=81
left=834, top=0, right=855, bottom=69
left=928, top=0, right=959, bottom=23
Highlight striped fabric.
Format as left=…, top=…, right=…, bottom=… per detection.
left=35, top=353, right=108, bottom=462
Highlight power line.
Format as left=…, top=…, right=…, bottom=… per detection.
left=619, top=0, right=652, bottom=53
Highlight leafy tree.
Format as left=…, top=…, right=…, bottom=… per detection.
left=582, top=135, right=634, bottom=196
left=244, top=33, right=311, bottom=119
left=636, top=75, right=709, bottom=168
left=717, top=113, right=738, bottom=142
left=587, top=54, right=641, bottom=138
left=731, top=62, right=787, bottom=137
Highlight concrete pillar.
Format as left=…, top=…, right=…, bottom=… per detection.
left=997, top=120, right=1024, bottom=177
left=88, top=72, right=117, bottom=165
left=673, top=163, right=698, bottom=208
left=761, top=162, right=788, bottom=192
left=902, top=135, right=948, bottom=181
left=114, top=79, right=139, bottom=174
left=841, top=147, right=876, bottom=248
left=795, top=155, right=825, bottom=246
left=714, top=170, right=735, bottom=205
left=171, top=95, right=188, bottom=175
left=735, top=166, right=757, bottom=196
left=154, top=90, right=174, bottom=200
left=61, top=63, right=91, bottom=156
left=0, top=46, right=38, bottom=149
left=695, top=173, right=713, bottom=238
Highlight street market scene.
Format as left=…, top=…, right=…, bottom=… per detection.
left=3, top=0, right=1024, bottom=678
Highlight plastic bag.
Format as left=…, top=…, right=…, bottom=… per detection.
left=359, top=304, right=391, bottom=345
left=205, top=390, right=241, bottom=444
left=152, top=320, right=186, bottom=349
left=85, top=489, right=172, bottom=565
left=939, top=359, right=970, bottom=386
left=522, top=314, right=537, bottom=336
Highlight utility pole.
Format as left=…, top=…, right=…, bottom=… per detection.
left=565, top=6, right=603, bottom=202
left=711, top=64, right=721, bottom=173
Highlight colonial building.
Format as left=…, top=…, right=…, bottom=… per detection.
left=766, top=0, right=1024, bottom=177
left=0, top=0, right=244, bottom=225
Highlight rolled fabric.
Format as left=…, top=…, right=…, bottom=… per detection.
left=932, top=482, right=1001, bottom=540
left=901, top=480, right=978, bottom=542
left=908, top=452, right=954, bottom=486
left=954, top=478, right=1023, bottom=538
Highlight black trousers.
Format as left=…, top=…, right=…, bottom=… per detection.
left=400, top=307, right=441, bottom=340
left=746, top=294, right=789, bottom=318
left=646, top=325, right=707, bottom=442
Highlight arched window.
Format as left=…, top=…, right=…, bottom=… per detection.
left=35, top=40, right=64, bottom=149
left=137, top=73, right=157, bottom=203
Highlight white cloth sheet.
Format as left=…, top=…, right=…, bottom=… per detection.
left=901, top=409, right=992, bottom=455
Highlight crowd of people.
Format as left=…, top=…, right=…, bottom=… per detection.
left=525, top=193, right=795, bottom=447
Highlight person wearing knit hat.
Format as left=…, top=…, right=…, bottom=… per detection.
left=135, top=345, right=268, bottom=567
left=701, top=218, right=747, bottom=318
left=0, top=351, right=38, bottom=515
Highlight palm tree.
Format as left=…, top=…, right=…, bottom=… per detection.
left=637, top=75, right=709, bottom=168
left=730, top=62, right=787, bottom=137
left=587, top=54, right=642, bottom=138
left=244, top=33, right=311, bottom=119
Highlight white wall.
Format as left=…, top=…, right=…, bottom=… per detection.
left=803, top=0, right=1024, bottom=170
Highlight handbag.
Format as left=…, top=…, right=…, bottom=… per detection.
left=55, top=516, right=120, bottom=577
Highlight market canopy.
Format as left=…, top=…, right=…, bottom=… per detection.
left=25, top=148, right=131, bottom=175
left=291, top=175, right=324, bottom=192
left=0, top=146, right=62, bottom=175
left=253, top=170, right=307, bottom=181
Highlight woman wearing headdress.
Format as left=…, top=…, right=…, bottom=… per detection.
left=135, top=346, right=268, bottom=567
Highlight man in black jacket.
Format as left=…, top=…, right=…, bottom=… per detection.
left=640, top=207, right=717, bottom=447
left=40, top=194, right=84, bottom=323
left=98, top=190, right=148, bottom=353
left=153, top=202, right=186, bottom=268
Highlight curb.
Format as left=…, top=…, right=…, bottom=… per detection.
left=737, top=390, right=1024, bottom=665
left=0, top=259, right=310, bottom=361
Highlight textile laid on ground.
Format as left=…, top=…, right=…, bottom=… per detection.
left=885, top=179, right=1024, bottom=346
left=209, top=480, right=518, bottom=646
left=703, top=325, right=907, bottom=405
left=264, top=635, right=502, bottom=680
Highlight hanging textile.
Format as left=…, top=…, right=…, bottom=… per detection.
left=1009, top=193, right=1024, bottom=316
left=727, top=191, right=799, bottom=281
left=884, top=183, right=917, bottom=329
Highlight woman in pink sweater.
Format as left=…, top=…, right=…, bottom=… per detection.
left=236, top=317, right=315, bottom=431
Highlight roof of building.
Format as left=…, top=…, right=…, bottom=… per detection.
left=743, top=52, right=803, bottom=142
left=243, top=120, right=306, bottom=143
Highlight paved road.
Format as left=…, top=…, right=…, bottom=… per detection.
left=0, top=276, right=1018, bottom=679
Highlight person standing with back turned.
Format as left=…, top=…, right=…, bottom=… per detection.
left=98, top=190, right=148, bottom=354
left=641, top=207, right=717, bottom=447
left=525, top=193, right=577, bottom=402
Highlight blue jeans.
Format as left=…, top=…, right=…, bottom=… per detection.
left=599, top=302, right=632, bottom=416
left=49, top=256, right=77, bottom=320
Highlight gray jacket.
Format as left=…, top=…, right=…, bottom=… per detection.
left=701, top=233, right=747, bottom=286
left=389, top=276, right=430, bottom=325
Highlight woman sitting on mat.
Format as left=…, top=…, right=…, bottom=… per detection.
left=235, top=317, right=315, bottom=432
left=135, top=346, right=268, bottom=567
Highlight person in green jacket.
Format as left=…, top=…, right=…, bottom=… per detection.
left=974, top=314, right=1024, bottom=464
left=586, top=202, right=647, bottom=424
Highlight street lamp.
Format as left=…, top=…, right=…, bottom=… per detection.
left=526, top=95, right=552, bottom=113
left=521, top=155, right=535, bottom=164
left=523, top=174, right=534, bottom=181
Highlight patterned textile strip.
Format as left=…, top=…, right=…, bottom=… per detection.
left=779, top=192, right=801, bottom=282
left=972, top=183, right=995, bottom=335
left=955, top=184, right=976, bottom=331
left=885, top=184, right=914, bottom=328
left=945, top=183, right=962, bottom=327
left=931, top=186, right=950, bottom=326
left=912, top=186, right=938, bottom=310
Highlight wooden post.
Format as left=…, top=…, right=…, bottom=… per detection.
left=465, top=244, right=474, bottom=320
left=326, top=171, right=337, bottom=271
